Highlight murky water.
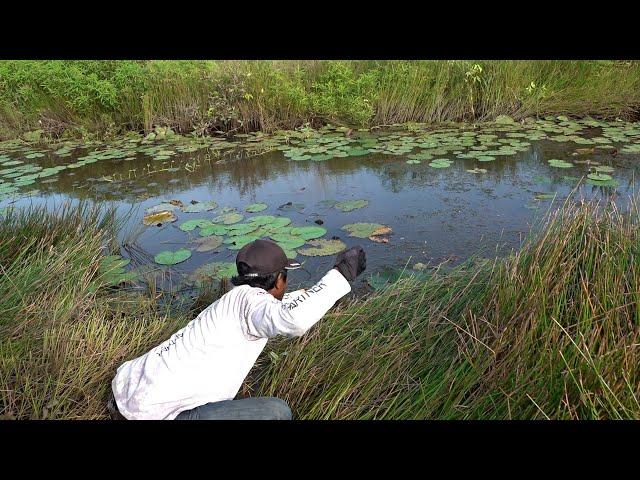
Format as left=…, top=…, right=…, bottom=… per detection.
left=2, top=120, right=639, bottom=292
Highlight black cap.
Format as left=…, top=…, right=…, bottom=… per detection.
left=236, top=238, right=302, bottom=277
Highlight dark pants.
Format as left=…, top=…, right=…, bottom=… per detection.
left=107, top=393, right=292, bottom=420
left=175, top=397, right=292, bottom=420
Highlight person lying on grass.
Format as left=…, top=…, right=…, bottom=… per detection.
left=108, top=238, right=366, bottom=420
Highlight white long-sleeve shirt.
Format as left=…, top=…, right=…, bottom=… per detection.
left=111, top=268, right=351, bottom=420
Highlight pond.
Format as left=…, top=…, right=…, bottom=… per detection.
left=1, top=117, right=639, bottom=294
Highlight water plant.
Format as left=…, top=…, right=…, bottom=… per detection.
left=154, top=248, right=192, bottom=265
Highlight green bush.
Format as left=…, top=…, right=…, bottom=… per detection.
left=1, top=60, right=639, bottom=139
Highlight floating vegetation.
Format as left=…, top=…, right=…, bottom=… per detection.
left=2, top=116, right=640, bottom=284
left=189, top=262, right=238, bottom=286
left=200, top=224, right=228, bottom=237
left=143, top=210, right=177, bottom=226
left=429, top=159, right=453, bottom=169
left=335, top=199, right=369, bottom=212
left=278, top=202, right=305, bottom=212
left=533, top=175, right=553, bottom=184
left=289, top=226, right=327, bottom=240
left=535, top=193, right=557, bottom=200
left=193, top=235, right=223, bottom=252
left=182, top=200, right=218, bottom=213
left=212, top=212, right=244, bottom=225
left=587, top=173, right=613, bottom=182
left=298, top=239, right=347, bottom=256
left=95, top=255, right=138, bottom=288
left=179, top=219, right=211, bottom=232
left=154, top=248, right=192, bottom=265
left=145, top=203, right=178, bottom=215
left=548, top=159, right=574, bottom=169
left=268, top=234, right=306, bottom=251
left=226, top=223, right=260, bottom=237
left=225, top=234, right=261, bottom=250
left=245, top=203, right=268, bottom=213
left=342, top=223, right=392, bottom=239
left=586, top=177, right=619, bottom=187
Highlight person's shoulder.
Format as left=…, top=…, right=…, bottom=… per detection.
left=227, top=284, right=271, bottom=301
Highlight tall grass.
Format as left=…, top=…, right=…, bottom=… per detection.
left=0, top=204, right=189, bottom=419
left=252, top=199, right=640, bottom=419
left=2, top=199, right=640, bottom=419
left=1, top=60, right=639, bottom=140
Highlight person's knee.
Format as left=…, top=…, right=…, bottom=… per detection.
left=266, top=397, right=292, bottom=420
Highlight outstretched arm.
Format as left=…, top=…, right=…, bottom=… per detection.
left=243, top=246, right=366, bottom=339
left=244, top=268, right=351, bottom=339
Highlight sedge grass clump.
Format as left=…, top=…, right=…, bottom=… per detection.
left=252, top=198, right=640, bottom=419
left=0, top=203, right=189, bottom=419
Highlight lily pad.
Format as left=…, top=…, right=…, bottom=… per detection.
left=269, top=235, right=306, bottom=250
left=213, top=212, right=244, bottom=224
left=226, top=223, right=260, bottom=236
left=587, top=173, right=613, bottom=182
left=335, top=199, right=369, bottom=212
left=182, top=200, right=218, bottom=213
left=154, top=248, right=192, bottom=265
left=226, top=235, right=261, bottom=250
left=548, top=159, right=574, bottom=169
left=143, top=210, right=177, bottom=226
left=189, top=262, right=238, bottom=286
left=179, top=219, right=211, bottom=232
left=193, top=235, right=224, bottom=252
left=534, top=193, right=557, bottom=201
left=200, top=224, right=229, bottom=237
left=342, top=223, right=391, bottom=238
left=429, top=159, right=453, bottom=169
left=298, top=239, right=347, bottom=256
left=146, top=202, right=179, bottom=214
left=96, top=255, right=138, bottom=287
left=278, top=202, right=305, bottom=212
left=289, top=226, right=327, bottom=240
left=247, top=215, right=278, bottom=226
left=245, top=203, right=268, bottom=213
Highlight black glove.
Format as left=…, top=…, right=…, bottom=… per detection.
left=334, top=246, right=366, bottom=282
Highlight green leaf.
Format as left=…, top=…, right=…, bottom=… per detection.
left=225, top=235, right=260, bottom=250
left=245, top=203, right=268, bottom=213
left=179, top=219, right=211, bottom=232
left=189, top=262, right=238, bottom=286
left=154, top=248, right=192, bottom=265
left=289, top=226, right=327, bottom=240
left=335, top=199, right=369, bottom=212
left=587, top=173, right=613, bottom=182
left=226, top=223, right=260, bottom=236
left=548, top=159, right=574, bottom=169
left=247, top=215, right=277, bottom=226
left=182, top=200, right=218, bottom=213
left=298, top=239, right=347, bottom=256
left=213, top=212, right=244, bottom=224
left=342, top=223, right=390, bottom=238
left=200, top=224, right=228, bottom=237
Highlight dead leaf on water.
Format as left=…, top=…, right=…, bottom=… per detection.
left=193, top=235, right=224, bottom=252
left=143, top=210, right=176, bottom=226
